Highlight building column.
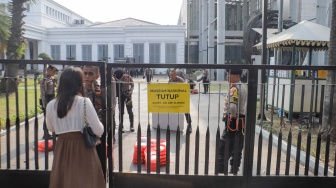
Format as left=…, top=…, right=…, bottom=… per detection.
left=243, top=0, right=249, bottom=29
left=92, top=43, right=98, bottom=61
left=237, top=3, right=242, bottom=30
left=198, top=0, right=203, bottom=64
left=201, top=0, right=208, bottom=64
left=217, top=0, right=225, bottom=81
left=208, top=0, right=215, bottom=79
left=161, top=42, right=165, bottom=64
left=144, top=42, right=149, bottom=64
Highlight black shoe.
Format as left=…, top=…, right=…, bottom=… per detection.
left=130, top=126, right=134, bottom=132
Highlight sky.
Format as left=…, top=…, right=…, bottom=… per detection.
left=53, top=0, right=183, bottom=25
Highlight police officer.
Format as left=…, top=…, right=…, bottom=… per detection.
left=143, top=68, right=153, bottom=83
left=169, top=70, right=193, bottom=133
left=83, top=66, right=102, bottom=113
left=114, top=69, right=135, bottom=132
left=218, top=68, right=247, bottom=175
left=40, top=64, right=58, bottom=139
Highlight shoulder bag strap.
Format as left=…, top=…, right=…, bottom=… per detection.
left=84, top=97, right=88, bottom=127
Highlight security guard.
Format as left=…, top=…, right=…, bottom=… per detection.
left=40, top=64, right=58, bottom=139
left=114, top=69, right=135, bottom=132
left=218, top=68, right=247, bottom=175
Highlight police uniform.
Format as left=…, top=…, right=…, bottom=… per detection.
left=115, top=70, right=135, bottom=132
left=144, top=68, right=153, bottom=83
left=218, top=70, right=247, bottom=174
left=84, top=81, right=102, bottom=116
left=202, top=69, right=209, bottom=94
left=40, top=65, right=58, bottom=138
left=40, top=65, right=58, bottom=108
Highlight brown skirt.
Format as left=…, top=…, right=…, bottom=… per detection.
left=49, top=132, right=105, bottom=188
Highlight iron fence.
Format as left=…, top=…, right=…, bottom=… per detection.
left=0, top=59, right=335, bottom=188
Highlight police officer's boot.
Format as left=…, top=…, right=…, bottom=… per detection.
left=129, top=113, right=134, bottom=132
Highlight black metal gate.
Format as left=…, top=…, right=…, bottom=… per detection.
left=0, top=60, right=335, bottom=188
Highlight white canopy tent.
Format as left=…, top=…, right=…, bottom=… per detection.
left=254, top=20, right=330, bottom=52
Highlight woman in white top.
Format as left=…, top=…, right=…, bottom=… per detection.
left=46, top=67, right=105, bottom=188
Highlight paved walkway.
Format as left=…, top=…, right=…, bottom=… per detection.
left=1, top=74, right=309, bottom=176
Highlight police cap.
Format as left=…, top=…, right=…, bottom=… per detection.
left=47, top=64, right=58, bottom=71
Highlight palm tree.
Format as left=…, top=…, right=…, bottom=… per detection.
left=0, top=0, right=33, bottom=93
left=0, top=3, right=10, bottom=59
left=321, top=1, right=336, bottom=141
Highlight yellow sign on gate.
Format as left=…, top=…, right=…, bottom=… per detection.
left=147, top=83, right=190, bottom=113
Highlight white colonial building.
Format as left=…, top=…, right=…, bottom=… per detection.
left=0, top=0, right=185, bottom=74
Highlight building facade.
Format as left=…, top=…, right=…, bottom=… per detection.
left=179, top=0, right=332, bottom=80
left=0, top=0, right=185, bottom=74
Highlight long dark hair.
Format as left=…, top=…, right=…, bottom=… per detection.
left=56, top=67, right=84, bottom=118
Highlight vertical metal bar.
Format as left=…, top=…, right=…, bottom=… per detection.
left=289, top=70, right=295, bottom=124
left=99, top=63, right=107, bottom=179
left=309, top=72, right=315, bottom=129
left=175, top=125, right=180, bottom=174
left=300, top=85, right=305, bottom=125
left=136, top=130, right=142, bottom=172
left=24, top=65, right=29, bottom=169
left=6, top=77, right=11, bottom=169
left=277, top=84, right=284, bottom=174
left=319, top=85, right=325, bottom=124
left=106, top=67, right=113, bottom=182
left=34, top=75, right=39, bottom=170
left=166, top=125, right=170, bottom=174
left=215, top=125, right=220, bottom=175
left=194, top=126, right=200, bottom=175
left=314, top=81, right=319, bottom=118
left=275, top=131, right=282, bottom=175
left=324, top=133, right=330, bottom=176
left=280, top=85, right=286, bottom=127
left=334, top=149, right=336, bottom=176
left=257, top=83, right=265, bottom=175
left=214, top=84, right=221, bottom=175
left=314, top=132, right=322, bottom=176
left=185, top=124, right=190, bottom=175
left=256, top=131, right=262, bottom=175
left=204, top=126, right=210, bottom=175
left=15, top=77, right=20, bottom=169
left=243, top=67, right=258, bottom=185
left=224, top=133, right=230, bottom=175
left=118, top=122, right=123, bottom=173
left=146, top=124, right=151, bottom=174
left=44, top=120, right=49, bottom=169
left=295, top=130, right=302, bottom=175
left=156, top=124, right=160, bottom=174
left=285, top=130, right=292, bottom=175
left=117, top=75, right=123, bottom=172
left=136, top=83, right=142, bottom=173
left=233, top=131, right=240, bottom=175
left=270, top=69, right=277, bottom=126
left=204, top=77, right=211, bottom=175
left=305, top=132, right=311, bottom=175
left=266, top=131, right=273, bottom=175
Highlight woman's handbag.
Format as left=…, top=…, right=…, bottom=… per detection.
left=83, top=98, right=100, bottom=148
